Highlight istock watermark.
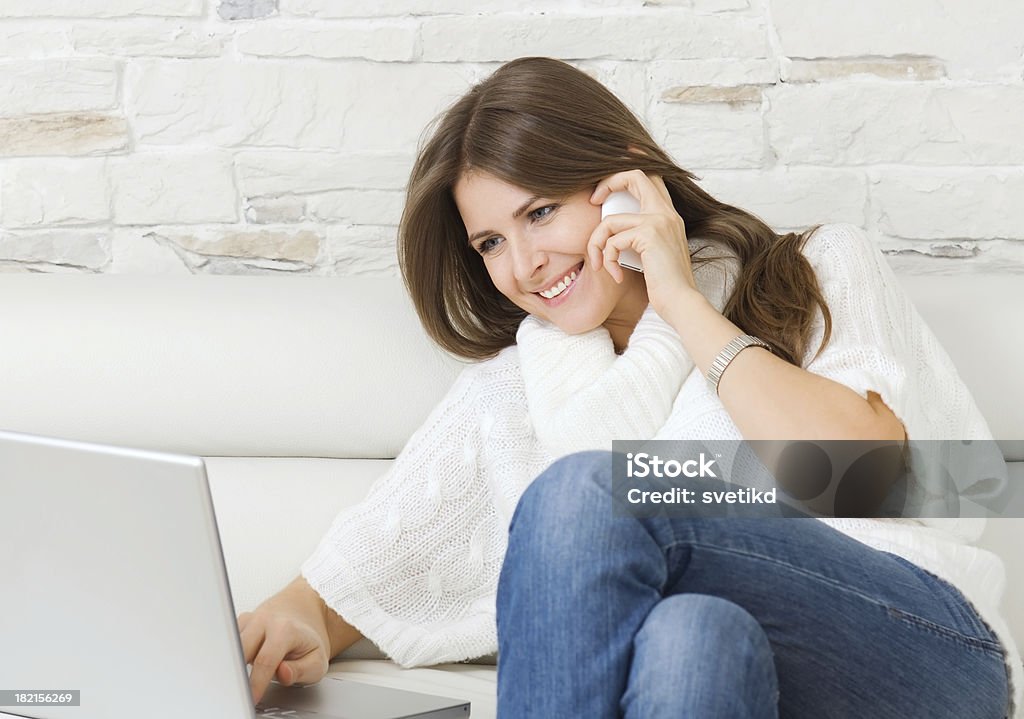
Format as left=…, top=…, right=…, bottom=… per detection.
left=610, top=439, right=1023, bottom=519
left=625, top=452, right=719, bottom=479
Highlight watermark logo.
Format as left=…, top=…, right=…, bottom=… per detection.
left=610, top=439, right=1021, bottom=519
left=626, top=452, right=718, bottom=478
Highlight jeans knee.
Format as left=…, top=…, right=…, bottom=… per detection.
left=627, top=594, right=779, bottom=718
left=638, top=594, right=775, bottom=670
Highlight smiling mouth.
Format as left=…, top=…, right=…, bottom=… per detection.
left=535, top=261, right=585, bottom=300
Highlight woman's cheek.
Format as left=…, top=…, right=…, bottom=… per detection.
left=491, top=262, right=521, bottom=300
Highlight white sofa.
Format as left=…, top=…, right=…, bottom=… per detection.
left=1, top=272, right=1021, bottom=719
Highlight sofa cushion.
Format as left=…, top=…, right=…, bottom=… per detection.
left=325, top=659, right=496, bottom=719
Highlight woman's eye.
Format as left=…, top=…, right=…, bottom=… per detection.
left=475, top=205, right=557, bottom=255
left=477, top=236, right=501, bottom=254
left=530, top=204, right=556, bottom=221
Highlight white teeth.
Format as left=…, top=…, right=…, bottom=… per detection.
left=539, top=270, right=578, bottom=299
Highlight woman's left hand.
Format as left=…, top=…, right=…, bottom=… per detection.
left=587, top=170, right=699, bottom=318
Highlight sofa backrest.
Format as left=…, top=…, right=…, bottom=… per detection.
left=0, top=273, right=1020, bottom=457
left=0, top=275, right=466, bottom=458
left=897, top=275, right=1022, bottom=459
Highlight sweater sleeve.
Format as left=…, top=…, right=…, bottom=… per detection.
left=515, top=303, right=692, bottom=457
left=801, top=224, right=999, bottom=540
left=800, top=223, right=990, bottom=443
left=300, top=349, right=544, bottom=667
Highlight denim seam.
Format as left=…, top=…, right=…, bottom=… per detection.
left=665, top=540, right=1005, bottom=656
left=884, top=553, right=997, bottom=641
left=883, top=606, right=1006, bottom=655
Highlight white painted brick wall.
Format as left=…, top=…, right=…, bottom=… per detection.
left=1, top=158, right=110, bottom=227
left=109, top=151, right=237, bottom=224
left=0, top=59, right=119, bottom=115
left=0, top=0, right=204, bottom=19
left=1, top=0, right=1022, bottom=274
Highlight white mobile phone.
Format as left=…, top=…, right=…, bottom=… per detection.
left=600, top=191, right=644, bottom=273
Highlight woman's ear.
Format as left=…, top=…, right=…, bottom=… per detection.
left=626, top=144, right=649, bottom=158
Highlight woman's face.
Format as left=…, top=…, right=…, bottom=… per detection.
left=453, top=170, right=648, bottom=338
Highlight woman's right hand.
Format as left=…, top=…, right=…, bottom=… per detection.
left=238, top=606, right=331, bottom=706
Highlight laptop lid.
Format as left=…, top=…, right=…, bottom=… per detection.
left=0, top=429, right=469, bottom=719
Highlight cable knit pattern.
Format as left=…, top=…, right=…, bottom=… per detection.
left=303, top=223, right=1019, bottom=717
left=303, top=354, right=557, bottom=666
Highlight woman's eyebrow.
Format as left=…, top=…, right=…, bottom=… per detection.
left=467, top=195, right=542, bottom=244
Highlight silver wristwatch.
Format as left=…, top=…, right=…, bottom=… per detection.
left=705, top=334, right=772, bottom=394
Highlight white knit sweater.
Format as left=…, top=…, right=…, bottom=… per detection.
left=303, top=223, right=1020, bottom=717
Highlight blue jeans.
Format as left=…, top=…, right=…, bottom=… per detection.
left=495, top=450, right=1011, bottom=718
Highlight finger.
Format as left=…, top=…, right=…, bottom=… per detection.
left=249, top=633, right=291, bottom=706
left=591, top=169, right=661, bottom=209
left=601, top=241, right=623, bottom=283
left=276, top=650, right=324, bottom=688
left=239, top=619, right=266, bottom=665
left=587, top=218, right=612, bottom=271
left=587, top=214, right=637, bottom=270
left=648, top=174, right=674, bottom=207
left=277, top=660, right=297, bottom=686
left=589, top=239, right=601, bottom=272
left=602, top=228, right=641, bottom=284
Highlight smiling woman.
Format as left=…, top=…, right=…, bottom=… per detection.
left=452, top=173, right=648, bottom=348
left=244, top=56, right=1018, bottom=719
left=398, top=57, right=832, bottom=370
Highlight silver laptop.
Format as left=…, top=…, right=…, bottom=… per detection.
left=0, top=429, right=471, bottom=719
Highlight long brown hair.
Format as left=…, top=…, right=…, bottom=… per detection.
left=398, top=56, right=832, bottom=367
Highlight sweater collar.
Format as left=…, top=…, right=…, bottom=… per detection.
left=514, top=239, right=738, bottom=457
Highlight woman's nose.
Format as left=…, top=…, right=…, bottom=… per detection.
left=510, top=236, right=546, bottom=286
